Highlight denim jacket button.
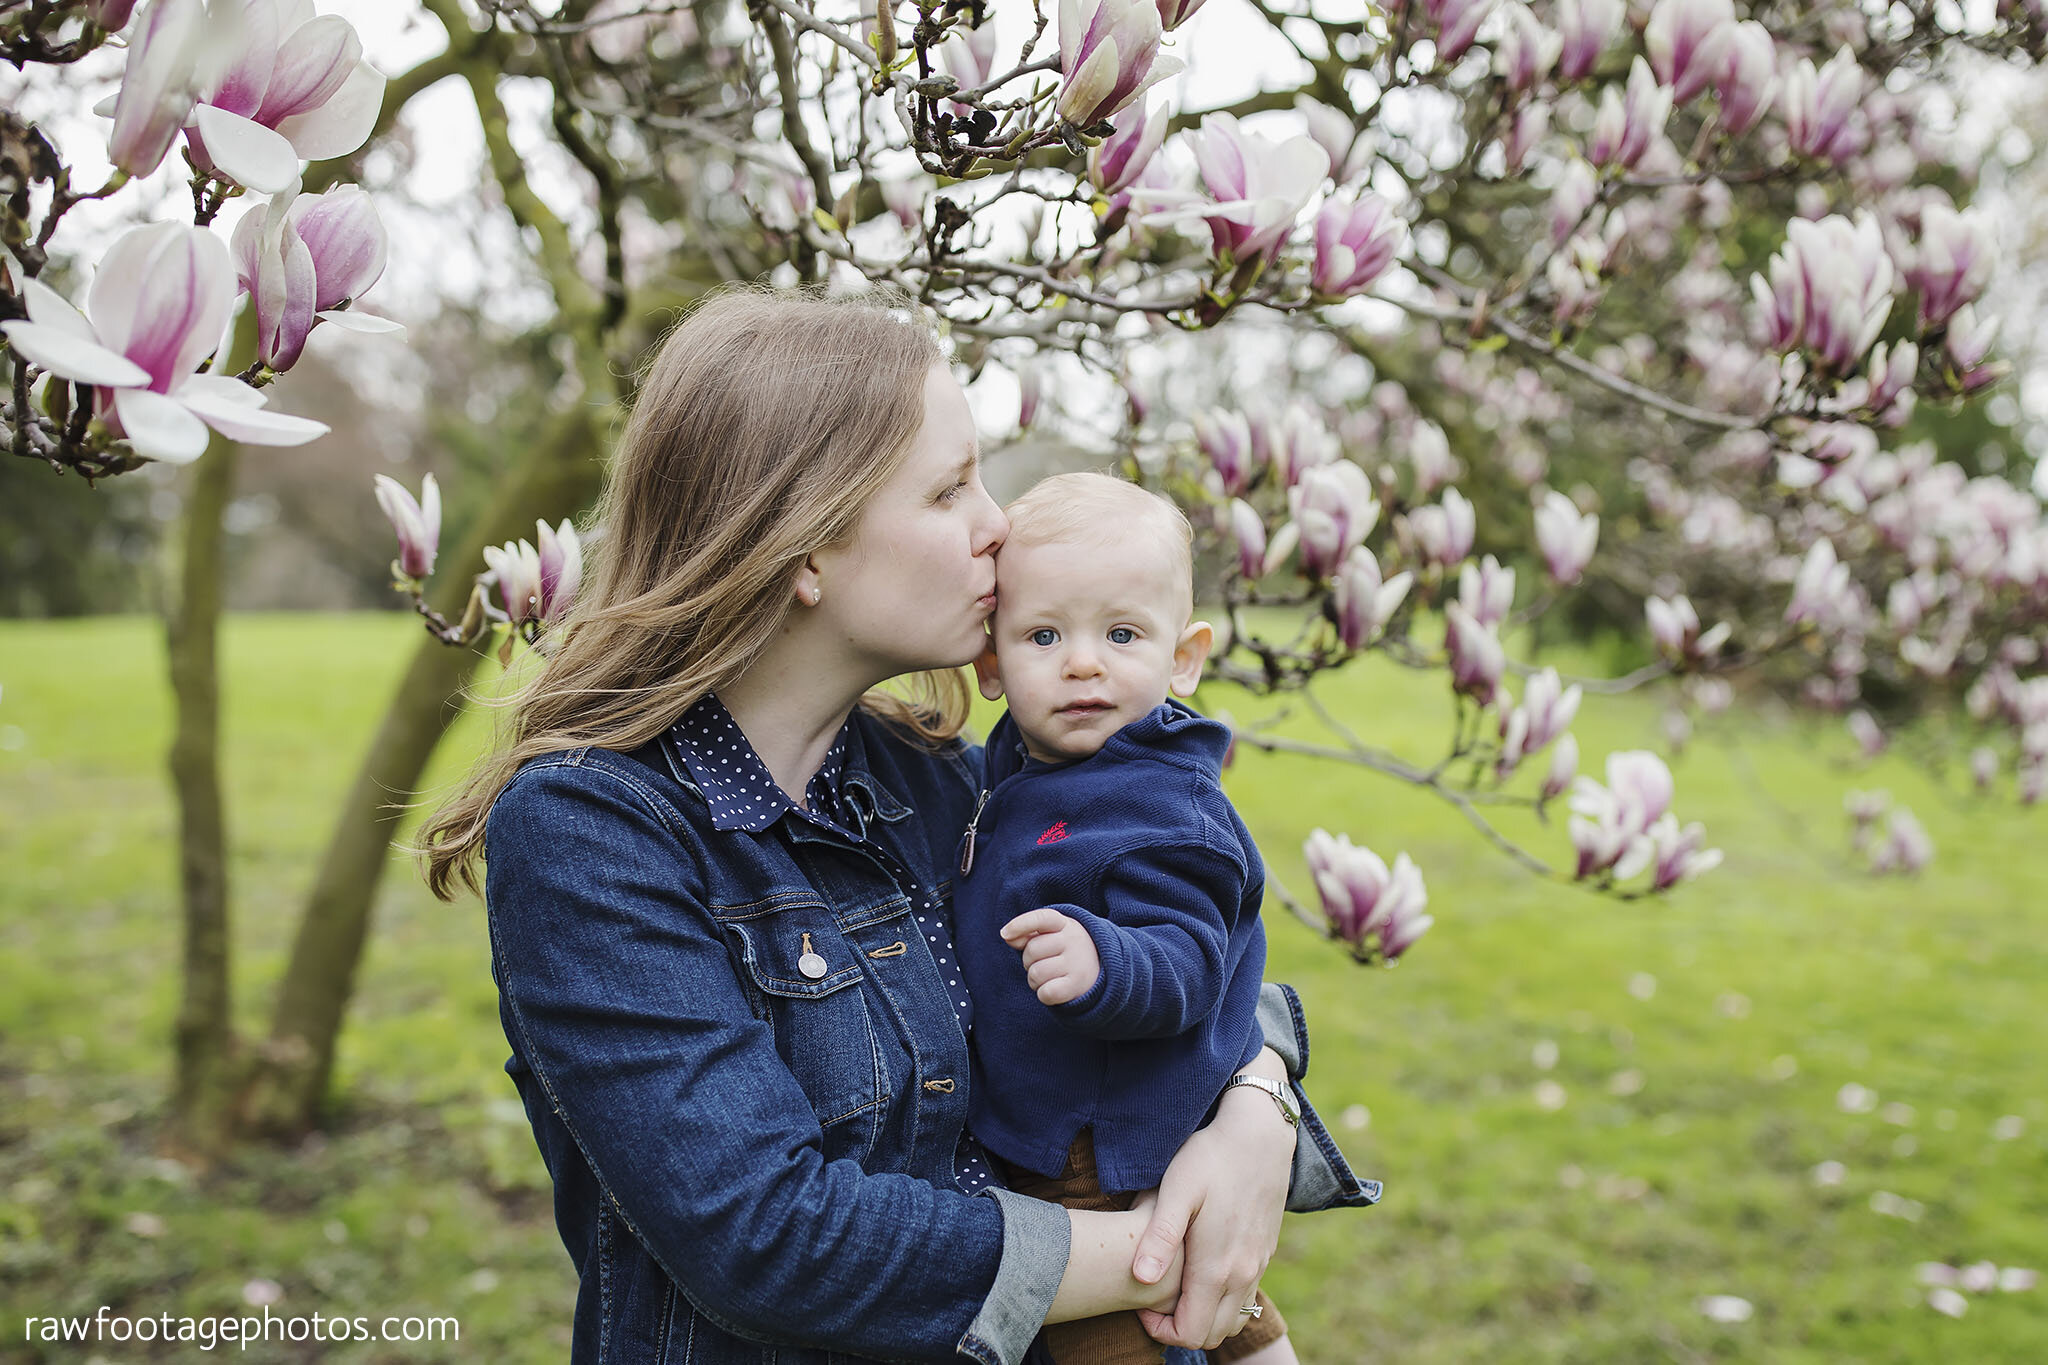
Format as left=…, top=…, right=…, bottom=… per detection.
left=797, top=951, right=828, bottom=979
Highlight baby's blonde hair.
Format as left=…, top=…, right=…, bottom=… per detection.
left=1003, top=471, right=1194, bottom=616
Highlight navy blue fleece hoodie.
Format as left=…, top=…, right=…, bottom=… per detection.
left=954, top=699, right=1267, bottom=1193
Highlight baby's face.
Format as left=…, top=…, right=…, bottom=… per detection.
left=984, top=532, right=1197, bottom=764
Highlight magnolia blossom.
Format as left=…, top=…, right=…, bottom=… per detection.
left=1945, top=304, right=2001, bottom=392
left=182, top=0, right=387, bottom=194
left=1015, top=363, right=1044, bottom=431
left=1643, top=813, right=1723, bottom=890
left=231, top=186, right=395, bottom=370
left=1311, top=193, right=1406, bottom=299
left=1405, top=487, right=1476, bottom=568
left=1589, top=58, right=1671, bottom=170
left=1459, top=555, right=1515, bottom=627
left=1504, top=102, right=1550, bottom=174
left=1870, top=807, right=1933, bottom=874
left=373, top=472, right=439, bottom=580
left=1149, top=113, right=1331, bottom=269
left=1555, top=0, right=1623, bottom=81
left=1898, top=202, right=1996, bottom=330
left=1297, top=96, right=1370, bottom=181
left=1646, top=593, right=1731, bottom=662
left=1786, top=538, right=1854, bottom=626
left=486, top=520, right=582, bottom=629
left=537, top=518, right=583, bottom=625
left=1644, top=0, right=1735, bottom=105
left=1783, top=46, right=1865, bottom=163
left=1521, top=667, right=1581, bottom=752
left=484, top=539, right=543, bottom=626
left=1754, top=212, right=1895, bottom=376
left=1154, top=0, right=1206, bottom=27
left=1, top=222, right=327, bottom=462
left=1534, top=489, right=1599, bottom=583
left=1288, top=461, right=1378, bottom=580
left=1716, top=21, right=1777, bottom=134
left=1847, top=708, right=1886, bottom=757
left=1333, top=547, right=1412, bottom=649
left=1541, top=732, right=1579, bottom=802
left=1196, top=408, right=1253, bottom=494
left=1445, top=601, right=1505, bottom=703
left=1493, top=4, right=1561, bottom=94
left=1549, top=160, right=1597, bottom=244
left=1056, top=0, right=1182, bottom=126
left=1569, top=750, right=1682, bottom=879
left=1426, top=0, right=1495, bottom=63
left=1304, top=829, right=1433, bottom=962
left=1229, top=498, right=1266, bottom=579
left=1090, top=103, right=1167, bottom=203
left=1263, top=405, right=1337, bottom=487
left=106, top=0, right=234, bottom=179
left=89, top=0, right=139, bottom=28
left=939, top=20, right=998, bottom=93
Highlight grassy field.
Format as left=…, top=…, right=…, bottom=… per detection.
left=1, top=612, right=2043, bottom=1363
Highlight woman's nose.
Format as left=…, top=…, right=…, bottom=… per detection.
left=974, top=484, right=1008, bottom=554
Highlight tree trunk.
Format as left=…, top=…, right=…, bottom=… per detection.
left=165, top=316, right=258, bottom=1158
left=236, top=404, right=606, bottom=1139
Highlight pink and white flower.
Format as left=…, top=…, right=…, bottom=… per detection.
left=184, top=0, right=387, bottom=194
left=1311, top=192, right=1406, bottom=299
left=1896, top=202, right=1996, bottom=330
left=1459, top=554, right=1515, bottom=627
left=1196, top=408, right=1254, bottom=494
left=1588, top=57, right=1671, bottom=170
left=1644, top=0, right=1735, bottom=106
left=1289, top=461, right=1379, bottom=580
left=105, top=0, right=238, bottom=180
left=1534, top=488, right=1599, bottom=583
left=1304, top=829, right=1433, bottom=962
left=1715, top=21, right=1777, bottom=135
left=1057, top=0, right=1183, bottom=127
left=0, top=222, right=327, bottom=463
left=1334, top=547, right=1412, bottom=649
left=1148, top=113, right=1330, bottom=269
left=1089, top=100, right=1169, bottom=197
left=373, top=472, right=439, bottom=580
left=1783, top=46, right=1865, bottom=163
left=1445, top=601, right=1505, bottom=703
left=1229, top=498, right=1267, bottom=579
left=230, top=186, right=395, bottom=371
left=1404, top=487, right=1476, bottom=568
left=1555, top=0, right=1623, bottom=81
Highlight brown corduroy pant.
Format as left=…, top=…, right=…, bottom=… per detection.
left=992, top=1128, right=1288, bottom=1365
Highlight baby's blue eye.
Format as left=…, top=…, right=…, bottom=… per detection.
left=1109, top=627, right=1136, bottom=645
left=1030, top=628, right=1058, bottom=647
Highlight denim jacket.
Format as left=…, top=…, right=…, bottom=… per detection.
left=483, top=706, right=1378, bottom=1365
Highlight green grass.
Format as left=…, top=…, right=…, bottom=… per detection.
left=1, top=613, right=2044, bottom=1363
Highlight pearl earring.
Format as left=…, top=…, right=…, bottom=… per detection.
left=809, top=587, right=822, bottom=606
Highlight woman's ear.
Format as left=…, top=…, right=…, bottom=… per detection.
left=792, top=555, right=823, bottom=608
left=973, top=633, right=1005, bottom=701
left=1169, top=621, right=1215, bottom=698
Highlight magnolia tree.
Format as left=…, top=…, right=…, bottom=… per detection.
left=373, top=0, right=2042, bottom=971
left=7, top=0, right=2045, bottom=1143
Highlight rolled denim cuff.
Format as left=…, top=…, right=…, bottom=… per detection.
left=1256, top=980, right=1307, bottom=1080
left=1258, top=982, right=1384, bottom=1214
left=958, top=1185, right=1070, bottom=1365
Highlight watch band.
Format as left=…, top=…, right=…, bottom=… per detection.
left=1223, top=1072, right=1299, bottom=1128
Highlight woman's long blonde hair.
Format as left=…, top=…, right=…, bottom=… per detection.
left=421, top=286, right=971, bottom=900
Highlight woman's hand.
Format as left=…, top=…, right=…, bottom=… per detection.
left=1131, top=1048, right=1296, bottom=1349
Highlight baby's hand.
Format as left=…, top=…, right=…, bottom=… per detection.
left=999, top=908, right=1101, bottom=1006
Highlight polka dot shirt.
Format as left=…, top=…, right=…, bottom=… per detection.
left=669, top=694, right=999, bottom=1195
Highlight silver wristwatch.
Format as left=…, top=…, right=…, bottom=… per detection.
left=1222, top=1072, right=1299, bottom=1128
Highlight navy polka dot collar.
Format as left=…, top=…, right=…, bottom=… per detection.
left=669, top=693, right=852, bottom=834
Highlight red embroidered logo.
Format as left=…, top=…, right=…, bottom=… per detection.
left=1036, top=821, right=1069, bottom=845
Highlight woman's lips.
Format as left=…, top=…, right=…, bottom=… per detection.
left=975, top=591, right=997, bottom=611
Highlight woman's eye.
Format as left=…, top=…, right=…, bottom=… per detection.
left=1109, top=627, right=1136, bottom=644
left=1030, top=628, right=1058, bottom=647
left=939, top=481, right=966, bottom=503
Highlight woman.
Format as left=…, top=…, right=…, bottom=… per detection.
left=421, top=288, right=1373, bottom=1365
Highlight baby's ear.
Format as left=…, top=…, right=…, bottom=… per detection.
left=973, top=633, right=1005, bottom=701
left=1170, top=620, right=1214, bottom=698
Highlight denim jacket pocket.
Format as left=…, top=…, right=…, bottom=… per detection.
left=723, top=903, right=886, bottom=1165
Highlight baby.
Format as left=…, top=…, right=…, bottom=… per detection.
left=955, top=472, right=1299, bottom=1365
